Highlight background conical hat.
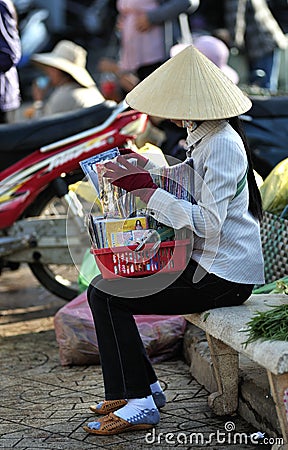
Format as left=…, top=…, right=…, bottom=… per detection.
left=126, top=45, right=252, bottom=120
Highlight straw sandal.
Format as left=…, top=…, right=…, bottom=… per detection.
left=83, top=409, right=160, bottom=435
left=90, top=391, right=166, bottom=415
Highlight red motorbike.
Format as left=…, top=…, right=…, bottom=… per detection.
left=0, top=101, right=147, bottom=300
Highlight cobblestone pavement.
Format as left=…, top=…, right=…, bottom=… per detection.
left=0, top=265, right=266, bottom=450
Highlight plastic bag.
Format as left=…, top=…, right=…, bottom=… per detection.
left=260, top=158, right=288, bottom=215
left=54, top=291, right=187, bottom=366
left=78, top=248, right=100, bottom=293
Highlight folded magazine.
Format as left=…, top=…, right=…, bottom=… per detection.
left=79, top=147, right=120, bottom=195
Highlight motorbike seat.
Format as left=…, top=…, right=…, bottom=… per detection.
left=246, top=96, right=288, bottom=118
left=0, top=101, right=119, bottom=172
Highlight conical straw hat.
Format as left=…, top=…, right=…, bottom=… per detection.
left=126, top=45, right=252, bottom=120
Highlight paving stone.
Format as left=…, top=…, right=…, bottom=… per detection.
left=0, top=439, right=24, bottom=448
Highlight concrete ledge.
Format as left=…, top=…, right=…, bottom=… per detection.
left=184, top=294, right=288, bottom=375
left=183, top=322, right=281, bottom=437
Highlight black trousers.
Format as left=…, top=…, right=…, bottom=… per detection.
left=87, top=260, right=253, bottom=400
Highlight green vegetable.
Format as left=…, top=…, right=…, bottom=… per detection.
left=242, top=304, right=288, bottom=347
left=203, top=312, right=210, bottom=322
left=273, top=280, right=288, bottom=295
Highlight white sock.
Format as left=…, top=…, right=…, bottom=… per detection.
left=150, top=380, right=162, bottom=394
left=114, top=395, right=156, bottom=421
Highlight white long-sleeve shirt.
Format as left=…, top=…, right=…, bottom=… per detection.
left=146, top=120, right=265, bottom=284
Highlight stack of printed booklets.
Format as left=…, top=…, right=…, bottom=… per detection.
left=80, top=147, right=191, bottom=250
left=80, top=147, right=155, bottom=249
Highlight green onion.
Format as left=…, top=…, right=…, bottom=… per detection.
left=242, top=303, right=288, bottom=347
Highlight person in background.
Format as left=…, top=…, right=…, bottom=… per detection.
left=116, top=0, right=199, bottom=86
left=96, top=0, right=199, bottom=100
left=188, top=0, right=226, bottom=35
left=27, top=40, right=104, bottom=118
left=170, top=35, right=239, bottom=84
left=224, top=0, right=288, bottom=91
left=0, top=0, right=21, bottom=123
left=83, top=45, right=264, bottom=436
left=193, top=35, right=239, bottom=84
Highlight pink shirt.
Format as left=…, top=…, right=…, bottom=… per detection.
left=117, top=0, right=165, bottom=72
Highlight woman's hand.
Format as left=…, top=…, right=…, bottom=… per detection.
left=103, top=156, right=157, bottom=203
left=119, top=148, right=149, bottom=168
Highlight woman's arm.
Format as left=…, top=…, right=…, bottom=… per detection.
left=148, top=135, right=247, bottom=236
left=147, top=0, right=199, bottom=25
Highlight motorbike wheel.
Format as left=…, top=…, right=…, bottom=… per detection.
left=25, top=172, right=85, bottom=301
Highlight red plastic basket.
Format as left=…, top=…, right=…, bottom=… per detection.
left=91, top=239, right=191, bottom=279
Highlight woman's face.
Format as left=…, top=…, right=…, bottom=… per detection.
left=170, top=119, right=184, bottom=128
left=171, top=119, right=199, bottom=131
left=170, top=120, right=196, bottom=128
